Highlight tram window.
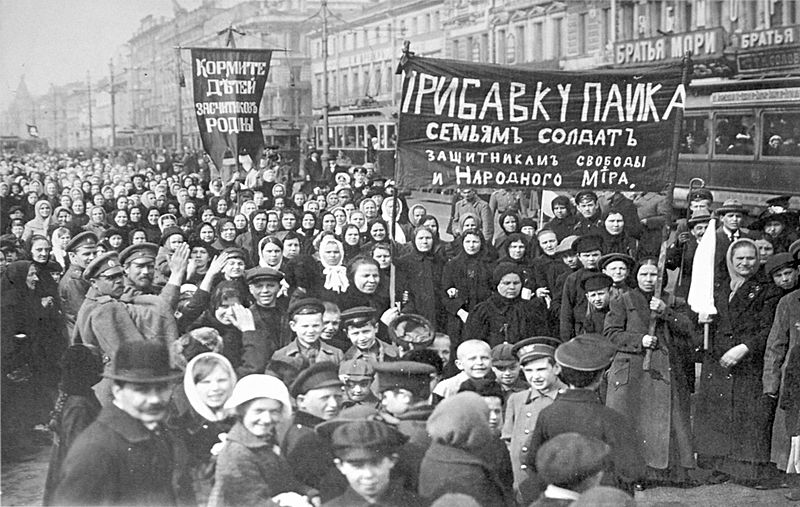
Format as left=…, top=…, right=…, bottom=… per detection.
left=387, top=125, right=397, bottom=148
left=343, top=126, right=357, bottom=148
left=355, top=126, right=366, bottom=148
left=328, top=127, right=336, bottom=148
left=680, top=115, right=710, bottom=155
left=762, top=112, right=800, bottom=157
left=715, top=113, right=756, bottom=156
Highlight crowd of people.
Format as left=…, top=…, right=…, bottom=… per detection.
left=2, top=146, right=800, bottom=506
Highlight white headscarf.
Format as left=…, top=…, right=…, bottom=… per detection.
left=183, top=352, right=237, bottom=422
left=725, top=238, right=759, bottom=301
left=318, top=236, right=349, bottom=293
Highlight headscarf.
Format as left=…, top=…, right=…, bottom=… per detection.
left=50, top=227, right=71, bottom=269
left=407, top=204, right=427, bottom=228
left=183, top=352, right=237, bottom=422
left=318, top=235, right=349, bottom=293
left=726, top=238, right=760, bottom=300
left=257, top=236, right=284, bottom=268
left=381, top=198, right=406, bottom=243
left=427, top=392, right=492, bottom=453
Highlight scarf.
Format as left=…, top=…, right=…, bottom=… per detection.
left=183, top=352, right=237, bottom=422
left=726, top=238, right=759, bottom=301
left=319, top=237, right=349, bottom=293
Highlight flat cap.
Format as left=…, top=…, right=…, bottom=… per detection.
left=580, top=272, right=614, bottom=292
left=598, top=253, right=634, bottom=271
left=555, top=334, right=616, bottom=371
left=688, top=188, right=713, bottom=202
left=573, top=234, right=603, bottom=254
left=290, top=362, right=343, bottom=397
left=338, top=357, right=374, bottom=382
left=535, top=432, right=610, bottom=487
left=490, top=342, right=518, bottom=367
left=288, top=297, right=325, bottom=318
left=512, top=337, right=560, bottom=365
left=765, top=252, right=796, bottom=276
left=791, top=239, right=800, bottom=260
left=555, top=235, right=580, bottom=255
left=326, top=420, right=408, bottom=461
left=388, top=313, right=434, bottom=348
left=160, top=226, right=186, bottom=246
left=373, top=361, right=435, bottom=399
left=119, top=242, right=158, bottom=265
left=340, top=306, right=377, bottom=328
left=65, top=231, right=98, bottom=252
left=222, top=246, right=247, bottom=261
left=245, top=266, right=284, bottom=284
left=83, top=251, right=124, bottom=280
left=574, top=190, right=598, bottom=203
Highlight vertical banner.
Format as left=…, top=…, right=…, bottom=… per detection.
left=396, top=55, right=687, bottom=191
left=191, top=48, right=272, bottom=177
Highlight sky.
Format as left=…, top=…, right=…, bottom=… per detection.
left=0, top=0, right=201, bottom=110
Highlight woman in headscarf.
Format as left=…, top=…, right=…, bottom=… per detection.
left=232, top=213, right=249, bottom=239
left=401, top=203, right=428, bottom=240
left=340, top=224, right=363, bottom=264
left=257, top=236, right=287, bottom=272
left=464, top=263, right=550, bottom=347
left=695, top=238, right=784, bottom=487
left=315, top=234, right=349, bottom=301
left=167, top=352, right=237, bottom=502
left=194, top=222, right=217, bottom=253
left=381, top=198, right=406, bottom=244
left=143, top=206, right=162, bottom=243
left=211, top=218, right=239, bottom=252
left=396, top=226, right=445, bottom=329
left=108, top=209, right=131, bottom=240
left=50, top=227, right=72, bottom=271
left=448, top=212, right=496, bottom=262
left=441, top=231, right=494, bottom=344
left=337, top=256, right=390, bottom=316
left=599, top=208, right=639, bottom=258
left=22, top=200, right=54, bottom=242
left=603, top=257, right=696, bottom=487
left=361, top=218, right=396, bottom=256
left=493, top=211, right=520, bottom=249
left=236, top=210, right=269, bottom=262
left=497, top=233, right=534, bottom=286
left=70, top=200, right=89, bottom=229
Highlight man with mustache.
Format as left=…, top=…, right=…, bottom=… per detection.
left=51, top=341, right=194, bottom=506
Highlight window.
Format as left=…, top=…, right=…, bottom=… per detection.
left=578, top=13, right=587, bottom=55
left=715, top=113, right=756, bottom=156
left=553, top=18, right=564, bottom=58
left=497, top=29, right=507, bottom=63
left=506, top=32, right=516, bottom=64
left=425, top=13, right=432, bottom=32
left=680, top=115, right=711, bottom=155
left=375, top=66, right=382, bottom=94
left=467, top=36, right=474, bottom=61
left=762, top=111, right=800, bottom=157
left=533, top=22, right=543, bottom=60
left=452, top=39, right=461, bottom=59
left=515, top=25, right=525, bottom=62
left=481, top=33, right=489, bottom=62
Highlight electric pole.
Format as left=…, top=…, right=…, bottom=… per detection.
left=176, top=47, right=183, bottom=149
left=109, top=60, right=116, bottom=148
left=321, top=0, right=330, bottom=166
left=87, top=70, right=94, bottom=151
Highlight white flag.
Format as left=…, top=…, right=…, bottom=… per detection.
left=687, top=218, right=717, bottom=315
left=541, top=190, right=560, bottom=218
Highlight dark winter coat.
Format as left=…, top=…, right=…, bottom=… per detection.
left=396, top=248, right=445, bottom=329
left=465, top=293, right=550, bottom=347
left=441, top=251, right=494, bottom=343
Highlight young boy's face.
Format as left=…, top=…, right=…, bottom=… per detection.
left=455, top=343, right=492, bottom=380
left=429, top=336, right=451, bottom=365
left=522, top=357, right=561, bottom=392
left=344, top=378, right=373, bottom=403
left=346, top=322, right=379, bottom=351
left=335, top=456, right=395, bottom=502
left=483, top=396, right=504, bottom=435
left=586, top=288, right=611, bottom=310
left=290, top=313, right=323, bottom=347
left=492, top=362, right=521, bottom=387
left=381, top=389, right=412, bottom=416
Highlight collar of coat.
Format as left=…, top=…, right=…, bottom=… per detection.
left=293, top=410, right=325, bottom=428
left=99, top=403, right=163, bottom=443
left=553, top=388, right=601, bottom=404
left=226, top=421, right=275, bottom=449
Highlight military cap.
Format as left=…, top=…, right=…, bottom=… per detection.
left=373, top=361, right=435, bottom=399
left=688, top=188, right=713, bottom=202
left=573, top=234, right=603, bottom=254
left=288, top=297, right=325, bottom=318
left=458, top=378, right=504, bottom=400
left=535, top=432, right=610, bottom=487
left=326, top=420, right=408, bottom=461
left=340, top=306, right=377, bottom=328
left=512, top=337, right=560, bottom=365
left=160, top=226, right=186, bottom=246
left=598, top=253, right=634, bottom=271
left=555, top=235, right=579, bottom=255
left=490, top=342, right=518, bottom=367
left=766, top=195, right=792, bottom=208
left=83, top=251, right=124, bottom=280
left=790, top=239, right=800, bottom=260
left=715, top=198, right=746, bottom=216
left=388, top=313, right=434, bottom=348
left=290, top=362, right=343, bottom=397
left=765, top=252, right=796, bottom=276
left=580, top=272, right=614, bottom=292
left=338, top=357, right=374, bottom=382
left=119, top=242, right=158, bottom=265
left=574, top=190, right=598, bottom=204
left=222, top=246, right=247, bottom=261
left=65, top=231, right=98, bottom=252
left=245, top=266, right=284, bottom=284
left=555, top=334, right=616, bottom=371
left=687, top=210, right=713, bottom=227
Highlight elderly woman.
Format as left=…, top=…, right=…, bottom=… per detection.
left=695, top=238, right=784, bottom=487
left=603, top=257, right=696, bottom=487
left=168, top=352, right=237, bottom=502
left=209, top=374, right=318, bottom=507
left=463, top=263, right=550, bottom=346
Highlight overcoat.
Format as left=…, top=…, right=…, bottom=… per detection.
left=695, top=277, right=782, bottom=463
left=464, top=294, right=550, bottom=347
left=603, top=288, right=695, bottom=470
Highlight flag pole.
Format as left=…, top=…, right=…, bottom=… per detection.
left=643, top=51, right=693, bottom=373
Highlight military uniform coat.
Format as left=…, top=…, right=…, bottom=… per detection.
left=58, top=264, right=91, bottom=337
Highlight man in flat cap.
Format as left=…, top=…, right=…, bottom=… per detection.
left=58, top=230, right=98, bottom=336
left=522, top=334, right=644, bottom=501
left=576, top=272, right=614, bottom=335
left=572, top=191, right=603, bottom=237
left=530, top=433, right=613, bottom=506
left=341, top=306, right=400, bottom=363
left=242, top=266, right=288, bottom=375
left=502, top=337, right=566, bottom=502
left=339, top=357, right=379, bottom=408
left=282, top=362, right=347, bottom=500
left=271, top=298, right=344, bottom=369
left=556, top=234, right=603, bottom=341
left=52, top=341, right=193, bottom=506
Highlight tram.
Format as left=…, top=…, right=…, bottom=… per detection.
left=312, top=105, right=397, bottom=176
left=677, top=81, right=800, bottom=211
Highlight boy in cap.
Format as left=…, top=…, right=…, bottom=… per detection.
left=502, top=337, right=566, bottom=501
left=522, top=334, right=644, bottom=501
left=339, top=357, right=379, bottom=408
left=530, top=433, right=624, bottom=506
left=58, top=231, right=98, bottom=336
left=576, top=272, right=614, bottom=335
left=341, top=306, right=400, bottom=362
left=572, top=191, right=602, bottom=237
left=556, top=234, right=603, bottom=341
left=321, top=301, right=350, bottom=353
left=318, top=420, right=419, bottom=506
left=491, top=342, right=527, bottom=398
left=243, top=266, right=288, bottom=374
left=766, top=252, right=799, bottom=293
left=272, top=298, right=344, bottom=370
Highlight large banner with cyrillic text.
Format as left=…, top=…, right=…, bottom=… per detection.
left=396, top=55, right=687, bottom=191
left=191, top=48, right=272, bottom=173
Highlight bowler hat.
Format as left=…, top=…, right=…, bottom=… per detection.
left=104, top=341, right=181, bottom=384
left=687, top=210, right=713, bottom=227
